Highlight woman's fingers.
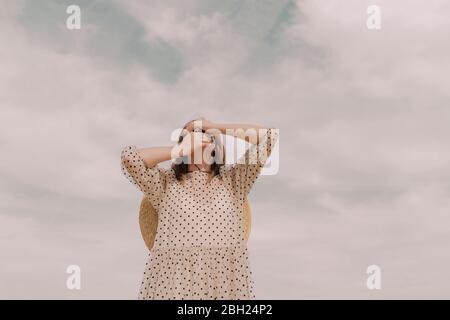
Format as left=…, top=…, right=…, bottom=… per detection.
left=184, top=121, right=194, bottom=132
left=184, top=117, right=210, bottom=132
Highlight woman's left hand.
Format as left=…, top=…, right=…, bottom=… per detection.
left=185, top=117, right=215, bottom=132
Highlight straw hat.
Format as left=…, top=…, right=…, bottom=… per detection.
left=139, top=196, right=252, bottom=251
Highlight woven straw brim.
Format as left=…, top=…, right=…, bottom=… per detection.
left=139, top=197, right=252, bottom=251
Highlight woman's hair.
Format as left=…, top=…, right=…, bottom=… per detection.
left=172, top=127, right=225, bottom=182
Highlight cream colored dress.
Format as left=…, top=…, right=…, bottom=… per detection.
left=121, top=128, right=278, bottom=300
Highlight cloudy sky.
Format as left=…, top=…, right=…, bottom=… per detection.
left=1, top=0, right=450, bottom=299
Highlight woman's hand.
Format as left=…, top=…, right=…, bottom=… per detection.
left=184, top=117, right=215, bottom=132
left=208, top=122, right=268, bottom=143
left=185, top=118, right=268, bottom=143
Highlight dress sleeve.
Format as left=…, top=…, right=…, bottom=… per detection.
left=120, top=145, right=169, bottom=211
left=221, top=128, right=279, bottom=200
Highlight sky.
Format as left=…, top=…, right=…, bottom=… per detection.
left=1, top=0, right=450, bottom=299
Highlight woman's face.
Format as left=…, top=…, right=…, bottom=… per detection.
left=178, top=121, right=215, bottom=165
left=178, top=120, right=224, bottom=166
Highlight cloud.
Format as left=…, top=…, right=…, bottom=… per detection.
left=17, top=0, right=184, bottom=83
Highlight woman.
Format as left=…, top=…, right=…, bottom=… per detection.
left=120, top=118, right=278, bottom=300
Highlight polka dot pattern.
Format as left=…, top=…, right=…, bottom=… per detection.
left=121, top=128, right=278, bottom=300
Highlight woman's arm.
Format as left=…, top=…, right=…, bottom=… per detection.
left=135, top=146, right=174, bottom=168
left=215, top=123, right=268, bottom=144
left=135, top=131, right=210, bottom=168
left=190, top=118, right=268, bottom=144
left=183, top=118, right=279, bottom=196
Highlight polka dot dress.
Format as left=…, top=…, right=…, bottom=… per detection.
left=121, top=129, right=278, bottom=300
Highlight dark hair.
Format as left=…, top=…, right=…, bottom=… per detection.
left=172, top=128, right=225, bottom=182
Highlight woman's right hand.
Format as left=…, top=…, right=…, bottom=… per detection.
left=184, top=117, right=215, bottom=132
left=177, top=131, right=212, bottom=158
